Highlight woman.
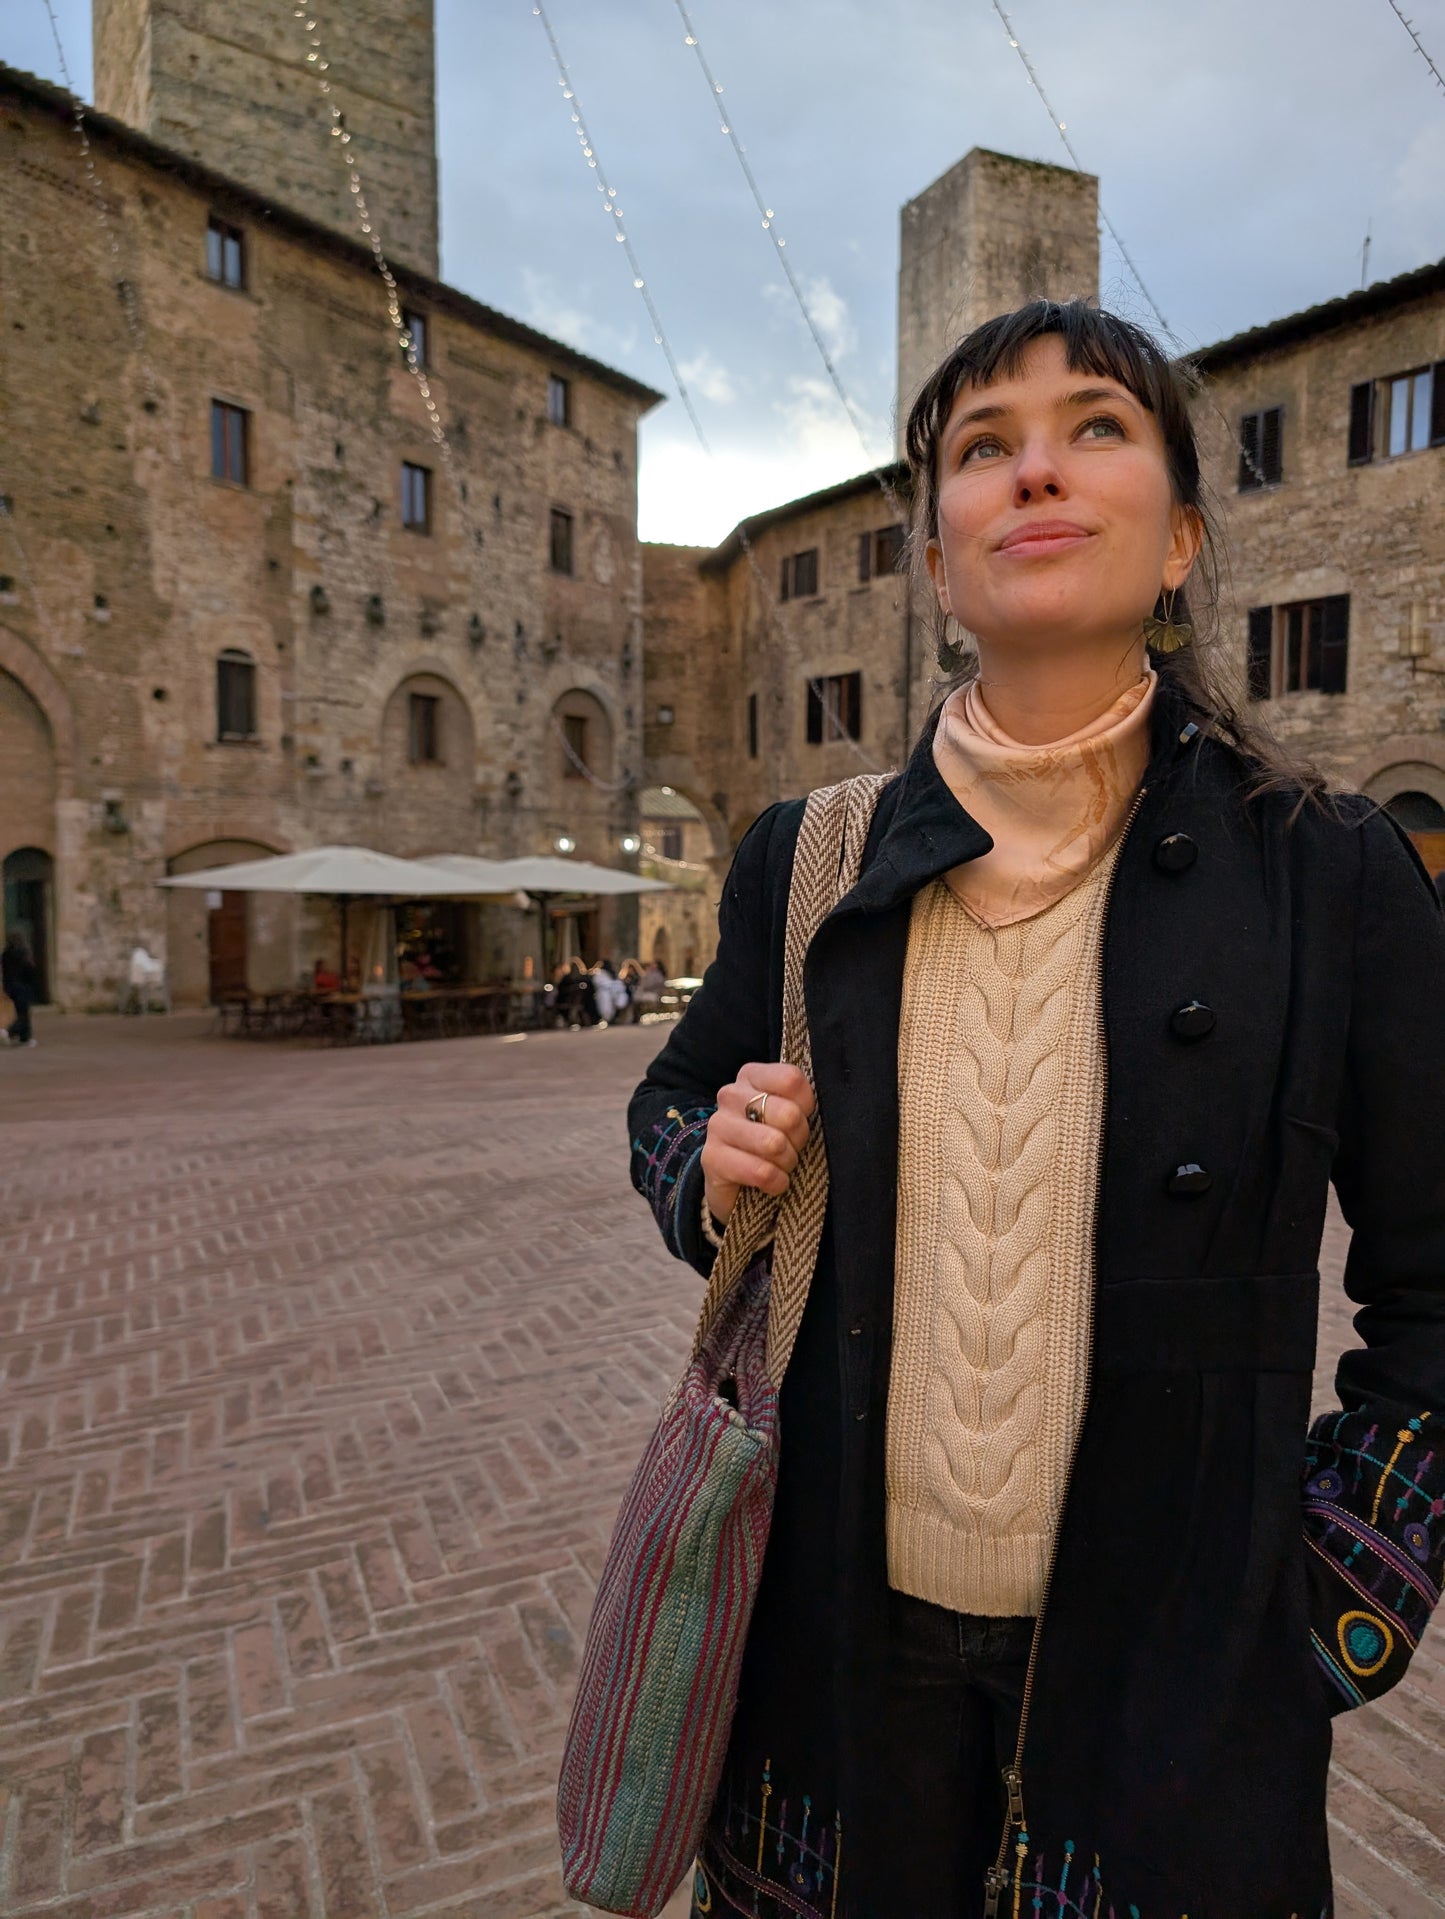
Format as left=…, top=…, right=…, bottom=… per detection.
left=627, top=302, right=1445, bottom=1918
left=2, top=931, right=39, bottom=1046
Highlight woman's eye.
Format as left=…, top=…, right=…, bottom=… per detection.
left=959, top=436, right=1005, bottom=466
left=1079, top=414, right=1125, bottom=441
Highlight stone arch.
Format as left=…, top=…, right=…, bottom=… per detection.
left=1350, top=737, right=1445, bottom=811
left=0, top=622, right=77, bottom=799
left=380, top=669, right=477, bottom=843
left=165, top=835, right=289, bottom=1008
left=551, top=686, right=615, bottom=790
left=1353, top=742, right=1445, bottom=876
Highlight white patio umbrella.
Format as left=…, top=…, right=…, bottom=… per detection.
left=158, top=844, right=479, bottom=981
left=429, top=853, right=669, bottom=979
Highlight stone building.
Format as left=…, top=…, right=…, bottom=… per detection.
left=640, top=150, right=1445, bottom=977
left=0, top=16, right=661, bottom=1010
left=1196, top=262, right=1445, bottom=872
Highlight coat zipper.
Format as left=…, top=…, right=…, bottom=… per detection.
left=982, top=784, right=1148, bottom=1919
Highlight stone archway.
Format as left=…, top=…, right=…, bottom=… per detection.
left=165, top=837, right=287, bottom=1007
left=1353, top=743, right=1445, bottom=877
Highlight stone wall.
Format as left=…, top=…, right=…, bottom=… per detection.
left=93, top=0, right=440, bottom=275
left=1200, top=291, right=1445, bottom=801
left=0, top=78, right=656, bottom=1007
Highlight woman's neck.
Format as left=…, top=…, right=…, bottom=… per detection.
left=971, top=637, right=1149, bottom=746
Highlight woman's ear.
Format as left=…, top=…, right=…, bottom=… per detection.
left=1164, top=504, right=1205, bottom=590
left=925, top=536, right=952, bottom=617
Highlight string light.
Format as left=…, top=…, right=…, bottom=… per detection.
left=668, top=0, right=906, bottom=533
left=531, top=3, right=888, bottom=776
left=986, top=1, right=1278, bottom=495
left=989, top=0, right=1170, bottom=339
left=1381, top=0, right=1445, bottom=97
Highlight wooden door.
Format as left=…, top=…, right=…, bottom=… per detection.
left=1408, top=830, right=1445, bottom=881
left=208, top=892, right=248, bottom=1000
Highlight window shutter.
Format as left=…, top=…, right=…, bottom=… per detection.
left=858, top=532, right=872, bottom=583
left=1431, top=362, right=1445, bottom=448
left=1261, top=407, right=1283, bottom=485
left=1238, top=411, right=1262, bottom=490
left=780, top=557, right=792, bottom=602
left=1348, top=382, right=1375, bottom=466
left=1246, top=606, right=1273, bottom=701
left=805, top=679, right=824, bottom=744
left=1320, top=595, right=1349, bottom=695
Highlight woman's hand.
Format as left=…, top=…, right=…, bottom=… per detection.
left=702, top=1063, right=817, bottom=1225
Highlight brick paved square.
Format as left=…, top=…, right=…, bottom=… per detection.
left=0, top=1014, right=1439, bottom=1916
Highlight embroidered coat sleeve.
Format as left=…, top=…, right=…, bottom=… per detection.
left=627, top=804, right=791, bottom=1278
left=1305, top=808, right=1445, bottom=1710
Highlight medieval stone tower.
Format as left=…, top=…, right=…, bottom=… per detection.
left=896, top=149, right=1099, bottom=446
left=91, top=0, right=440, bottom=275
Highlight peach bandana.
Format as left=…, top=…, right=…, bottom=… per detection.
left=933, top=668, right=1157, bottom=926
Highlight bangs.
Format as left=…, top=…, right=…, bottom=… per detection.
left=904, top=298, right=1201, bottom=515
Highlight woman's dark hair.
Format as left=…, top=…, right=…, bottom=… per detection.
left=903, top=298, right=1326, bottom=804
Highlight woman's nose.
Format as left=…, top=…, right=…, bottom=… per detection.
left=1013, top=441, right=1066, bottom=505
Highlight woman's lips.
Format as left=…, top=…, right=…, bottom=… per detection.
left=997, top=521, right=1093, bottom=556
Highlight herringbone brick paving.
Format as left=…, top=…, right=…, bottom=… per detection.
left=0, top=1014, right=1439, bottom=1918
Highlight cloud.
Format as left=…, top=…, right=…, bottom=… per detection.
left=678, top=350, right=737, bottom=406
left=763, top=273, right=857, bottom=368
left=517, top=268, right=637, bottom=364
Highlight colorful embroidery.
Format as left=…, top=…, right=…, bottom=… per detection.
left=695, top=1760, right=842, bottom=1918
left=630, top=1102, right=715, bottom=1260
left=1302, top=1406, right=1443, bottom=1708
left=1008, top=1834, right=1331, bottom=1918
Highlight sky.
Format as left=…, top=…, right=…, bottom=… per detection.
left=7, top=0, right=1445, bottom=545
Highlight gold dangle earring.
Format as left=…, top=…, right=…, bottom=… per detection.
left=1142, top=586, right=1193, bottom=654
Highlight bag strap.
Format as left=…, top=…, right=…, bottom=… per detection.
left=691, top=772, right=890, bottom=1388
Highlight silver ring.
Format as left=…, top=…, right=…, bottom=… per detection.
left=745, top=1092, right=769, bottom=1125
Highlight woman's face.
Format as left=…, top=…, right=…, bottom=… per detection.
left=926, top=334, right=1201, bottom=657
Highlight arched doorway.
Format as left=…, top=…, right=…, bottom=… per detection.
left=165, top=839, right=286, bottom=1007
left=1385, top=790, right=1445, bottom=877
left=3, top=848, right=54, bottom=1003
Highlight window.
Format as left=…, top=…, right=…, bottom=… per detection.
left=806, top=670, right=863, bottom=744
left=206, top=217, right=244, bottom=289
left=400, top=309, right=427, bottom=368
left=401, top=461, right=431, bottom=532
left=858, top=523, right=906, bottom=582
left=216, top=649, right=257, bottom=739
left=1349, top=363, right=1445, bottom=464
left=562, top=712, right=588, bottom=777
left=547, top=374, right=572, bottom=428
left=660, top=825, right=684, bottom=862
left=1245, top=596, right=1349, bottom=700
left=210, top=401, right=249, bottom=485
left=1238, top=407, right=1284, bottom=489
left=550, top=506, right=575, bottom=576
left=408, top=691, right=441, bottom=764
left=747, top=690, right=759, bottom=760
left=780, top=548, right=819, bottom=602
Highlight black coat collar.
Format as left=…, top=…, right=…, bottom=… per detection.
left=835, top=664, right=1205, bottom=919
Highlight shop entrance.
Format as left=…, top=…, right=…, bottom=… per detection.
left=3, top=846, right=54, bottom=1003
left=396, top=901, right=469, bottom=985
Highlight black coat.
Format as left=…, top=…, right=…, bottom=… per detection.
left=628, top=674, right=1445, bottom=1918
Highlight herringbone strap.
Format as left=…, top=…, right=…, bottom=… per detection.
left=691, top=773, right=889, bottom=1388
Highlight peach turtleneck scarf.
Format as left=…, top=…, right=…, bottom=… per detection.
left=933, top=666, right=1157, bottom=927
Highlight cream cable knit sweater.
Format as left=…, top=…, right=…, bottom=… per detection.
left=886, top=845, right=1120, bottom=1618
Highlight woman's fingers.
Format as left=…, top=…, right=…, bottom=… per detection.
left=740, top=1061, right=817, bottom=1120
left=708, top=1107, right=800, bottom=1177
left=716, top=1083, right=809, bottom=1157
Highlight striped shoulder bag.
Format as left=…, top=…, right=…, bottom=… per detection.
left=557, top=771, right=889, bottom=1918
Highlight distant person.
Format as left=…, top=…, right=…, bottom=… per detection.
left=312, top=958, right=340, bottom=992
left=591, top=957, right=630, bottom=1024
left=2, top=932, right=39, bottom=1046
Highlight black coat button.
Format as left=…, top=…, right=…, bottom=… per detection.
left=1154, top=833, right=1199, bottom=873
left=1171, top=1000, right=1216, bottom=1040
left=1167, top=1162, right=1213, bottom=1196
